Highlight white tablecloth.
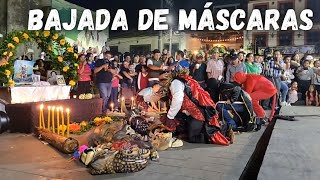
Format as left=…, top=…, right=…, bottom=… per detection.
left=11, top=86, right=71, bottom=104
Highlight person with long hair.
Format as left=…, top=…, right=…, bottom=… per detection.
left=77, top=54, right=92, bottom=95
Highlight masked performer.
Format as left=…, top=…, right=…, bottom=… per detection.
left=159, top=69, right=229, bottom=145
left=217, top=83, right=256, bottom=132
left=233, top=72, right=277, bottom=128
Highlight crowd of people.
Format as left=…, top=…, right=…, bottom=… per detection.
left=29, top=46, right=320, bottom=144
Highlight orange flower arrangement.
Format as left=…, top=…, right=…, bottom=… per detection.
left=69, top=123, right=81, bottom=133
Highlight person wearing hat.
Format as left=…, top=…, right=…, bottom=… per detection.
left=225, top=55, right=247, bottom=84
left=206, top=48, right=224, bottom=102
left=190, top=54, right=207, bottom=89
left=147, top=49, right=167, bottom=87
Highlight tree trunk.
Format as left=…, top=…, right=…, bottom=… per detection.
left=36, top=128, right=79, bottom=154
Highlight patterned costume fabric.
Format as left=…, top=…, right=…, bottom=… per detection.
left=178, top=76, right=229, bottom=145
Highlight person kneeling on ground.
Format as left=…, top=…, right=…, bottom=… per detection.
left=233, top=72, right=277, bottom=130
left=136, top=83, right=161, bottom=112
left=158, top=69, right=230, bottom=145
left=216, top=83, right=256, bottom=133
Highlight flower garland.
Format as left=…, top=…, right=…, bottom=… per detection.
left=0, top=30, right=78, bottom=87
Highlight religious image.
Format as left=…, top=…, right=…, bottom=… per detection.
left=13, top=60, right=35, bottom=84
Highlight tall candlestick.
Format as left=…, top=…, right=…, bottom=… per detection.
left=52, top=106, right=55, bottom=133
left=39, top=104, right=44, bottom=128
left=47, top=106, right=51, bottom=131
left=158, top=101, right=161, bottom=112
left=56, top=107, right=60, bottom=135
left=131, top=97, right=134, bottom=109
left=66, top=108, right=70, bottom=137
left=163, top=102, right=167, bottom=112
left=60, top=107, right=65, bottom=136
left=110, top=103, right=114, bottom=112
left=120, top=97, right=125, bottom=113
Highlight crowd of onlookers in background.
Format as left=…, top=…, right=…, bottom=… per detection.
left=28, top=45, right=320, bottom=114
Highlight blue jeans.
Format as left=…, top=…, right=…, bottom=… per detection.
left=280, top=81, right=289, bottom=102
left=216, top=103, right=244, bottom=129
left=110, top=87, right=119, bottom=109
left=98, top=83, right=112, bottom=113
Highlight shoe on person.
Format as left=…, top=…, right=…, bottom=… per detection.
left=255, top=124, right=261, bottom=131
left=286, top=102, right=291, bottom=106
left=280, top=101, right=286, bottom=107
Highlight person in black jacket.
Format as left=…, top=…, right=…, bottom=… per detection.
left=216, top=83, right=256, bottom=131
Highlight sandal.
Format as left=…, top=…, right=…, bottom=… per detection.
left=169, top=137, right=183, bottom=148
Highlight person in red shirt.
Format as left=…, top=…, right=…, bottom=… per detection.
left=77, top=54, right=92, bottom=95
left=233, top=72, right=277, bottom=129
left=137, top=65, right=149, bottom=91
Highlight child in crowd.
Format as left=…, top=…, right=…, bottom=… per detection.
left=110, top=60, right=123, bottom=112
left=288, top=81, right=298, bottom=105
left=305, top=84, right=319, bottom=106
left=137, top=65, right=149, bottom=91
left=312, top=60, right=320, bottom=94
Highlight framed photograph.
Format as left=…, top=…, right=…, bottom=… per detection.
left=13, top=60, right=35, bottom=84
left=47, top=70, right=60, bottom=79
left=32, top=74, right=40, bottom=82
left=56, top=75, right=66, bottom=86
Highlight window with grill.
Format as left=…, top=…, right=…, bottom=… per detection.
left=278, top=31, right=293, bottom=46
left=278, top=2, right=294, bottom=25
left=307, top=0, right=320, bottom=23
left=253, top=4, right=268, bottom=22
left=305, top=31, right=320, bottom=45
left=253, top=33, right=267, bottom=47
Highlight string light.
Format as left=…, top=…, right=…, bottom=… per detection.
left=197, top=36, right=243, bottom=42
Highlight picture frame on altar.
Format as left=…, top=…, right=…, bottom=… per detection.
left=56, top=75, right=66, bottom=86
left=47, top=70, right=60, bottom=85
left=13, top=60, right=35, bottom=84
left=32, top=74, right=40, bottom=82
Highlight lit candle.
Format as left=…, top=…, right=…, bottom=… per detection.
left=66, top=108, right=70, bottom=137
left=56, top=107, right=60, bottom=135
left=120, top=97, right=125, bottom=113
left=131, top=97, right=134, bottom=109
left=60, top=107, right=65, bottom=136
left=52, top=106, right=55, bottom=133
left=73, top=95, right=77, bottom=99
left=158, top=101, right=161, bottom=112
left=163, top=102, right=167, bottom=112
left=39, top=104, right=44, bottom=128
left=47, top=106, right=51, bottom=131
left=110, top=103, right=114, bottom=112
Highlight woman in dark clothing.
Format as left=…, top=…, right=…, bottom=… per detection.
left=33, top=59, right=47, bottom=81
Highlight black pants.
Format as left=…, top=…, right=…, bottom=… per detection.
left=298, top=80, right=311, bottom=100
left=77, top=81, right=91, bottom=95
left=207, top=78, right=220, bottom=102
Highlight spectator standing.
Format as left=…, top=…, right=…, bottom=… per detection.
left=135, top=55, right=146, bottom=74
left=254, top=54, right=263, bottom=74
left=206, top=49, right=224, bottom=102
left=245, top=53, right=260, bottom=74
left=238, top=52, right=245, bottom=63
left=110, top=60, right=123, bottom=112
left=264, top=50, right=284, bottom=108
left=190, top=54, right=207, bottom=89
left=94, top=51, right=114, bottom=114
left=172, top=50, right=190, bottom=71
left=225, top=55, right=246, bottom=84
left=147, top=49, right=166, bottom=86
left=297, top=59, right=313, bottom=100
left=137, top=65, right=149, bottom=91
left=312, top=60, right=320, bottom=94
left=77, top=54, right=92, bottom=95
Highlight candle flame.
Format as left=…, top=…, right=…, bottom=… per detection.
left=40, top=104, right=44, bottom=110
left=131, top=97, right=134, bottom=100
left=121, top=97, right=125, bottom=100
left=111, top=103, right=114, bottom=106
left=66, top=108, right=70, bottom=113
left=52, top=106, right=56, bottom=110
left=48, top=106, right=51, bottom=110
left=60, top=106, right=64, bottom=112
